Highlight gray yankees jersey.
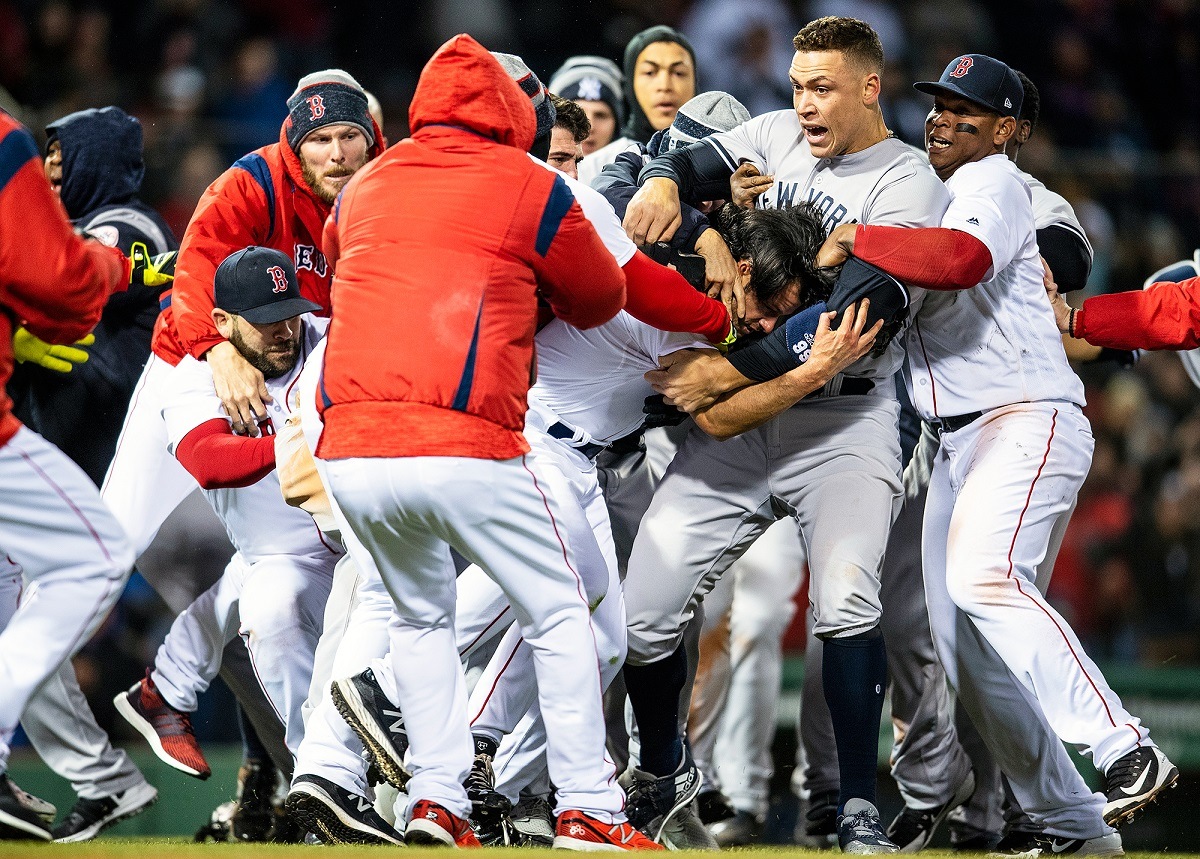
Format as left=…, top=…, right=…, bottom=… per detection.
left=701, top=110, right=949, bottom=381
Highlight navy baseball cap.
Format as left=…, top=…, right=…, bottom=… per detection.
left=915, top=54, right=1023, bottom=118
left=214, top=247, right=322, bottom=325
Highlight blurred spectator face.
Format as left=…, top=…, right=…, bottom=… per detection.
left=547, top=127, right=583, bottom=179
left=235, top=38, right=278, bottom=90
left=298, top=124, right=369, bottom=204
left=925, top=95, right=1010, bottom=180
left=44, top=139, right=62, bottom=195
left=575, top=100, right=615, bottom=154
left=633, top=41, right=695, bottom=132
left=789, top=49, right=881, bottom=159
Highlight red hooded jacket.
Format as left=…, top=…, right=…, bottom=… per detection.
left=0, top=112, right=129, bottom=447
left=151, top=115, right=383, bottom=365
left=317, top=35, right=626, bottom=462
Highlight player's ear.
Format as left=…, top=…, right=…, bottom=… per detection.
left=994, top=116, right=1017, bottom=147
left=212, top=307, right=233, bottom=339
left=737, top=258, right=753, bottom=278
left=862, top=72, right=881, bottom=106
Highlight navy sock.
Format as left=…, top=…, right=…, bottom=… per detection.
left=622, top=644, right=687, bottom=777
left=822, top=630, right=887, bottom=811
left=237, top=703, right=271, bottom=764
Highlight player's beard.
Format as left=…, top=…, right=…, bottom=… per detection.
left=230, top=323, right=301, bottom=379
left=302, top=160, right=354, bottom=204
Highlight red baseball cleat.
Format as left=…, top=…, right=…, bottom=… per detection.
left=554, top=810, right=666, bottom=851
left=113, top=671, right=211, bottom=779
left=405, top=799, right=481, bottom=847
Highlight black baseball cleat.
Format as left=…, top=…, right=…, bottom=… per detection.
left=710, top=810, right=765, bottom=847
left=51, top=782, right=158, bottom=843
left=621, top=744, right=715, bottom=849
left=887, top=769, right=976, bottom=852
left=285, top=774, right=402, bottom=845
left=509, top=796, right=555, bottom=847
left=986, top=832, right=1124, bottom=858
left=331, top=667, right=412, bottom=791
left=465, top=752, right=511, bottom=845
left=838, top=798, right=900, bottom=854
left=0, top=773, right=52, bottom=841
left=795, top=789, right=839, bottom=848
left=1102, top=746, right=1179, bottom=826
left=695, top=789, right=736, bottom=826
left=231, top=758, right=278, bottom=842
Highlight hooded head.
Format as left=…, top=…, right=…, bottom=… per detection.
left=408, top=35, right=535, bottom=153
left=648, top=91, right=751, bottom=158
left=491, top=52, right=556, bottom=160
left=621, top=25, right=697, bottom=144
left=45, top=106, right=144, bottom=220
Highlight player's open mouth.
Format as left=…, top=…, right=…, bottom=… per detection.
left=803, top=125, right=829, bottom=143
left=928, top=135, right=952, bottom=150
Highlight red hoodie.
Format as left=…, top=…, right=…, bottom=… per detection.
left=151, top=115, right=383, bottom=365
left=317, top=35, right=626, bottom=462
left=0, top=112, right=129, bottom=446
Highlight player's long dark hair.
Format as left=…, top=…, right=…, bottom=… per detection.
left=710, top=202, right=835, bottom=310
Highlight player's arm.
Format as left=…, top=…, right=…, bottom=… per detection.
left=622, top=250, right=733, bottom=344
left=624, top=137, right=740, bottom=245
left=530, top=175, right=625, bottom=329
left=0, top=124, right=129, bottom=345
left=684, top=302, right=880, bottom=440
left=1051, top=276, right=1200, bottom=351
left=817, top=223, right=992, bottom=289
left=1037, top=224, right=1091, bottom=294
left=173, top=418, right=277, bottom=489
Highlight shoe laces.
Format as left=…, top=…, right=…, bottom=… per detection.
left=63, top=796, right=117, bottom=827
left=465, top=755, right=496, bottom=795
left=1104, top=750, right=1148, bottom=790
left=844, top=809, right=886, bottom=842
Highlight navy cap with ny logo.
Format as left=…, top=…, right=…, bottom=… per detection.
left=914, top=54, right=1024, bottom=119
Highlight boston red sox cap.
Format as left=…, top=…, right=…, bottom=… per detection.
left=915, top=54, right=1024, bottom=119
left=214, top=246, right=322, bottom=325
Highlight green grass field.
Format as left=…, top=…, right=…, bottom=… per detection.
left=3, top=844, right=1200, bottom=859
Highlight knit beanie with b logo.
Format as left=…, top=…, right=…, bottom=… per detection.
left=286, top=69, right=375, bottom=151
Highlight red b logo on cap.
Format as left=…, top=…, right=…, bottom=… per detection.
left=306, top=94, right=326, bottom=121
left=951, top=57, right=973, bottom=78
left=267, top=265, right=289, bottom=294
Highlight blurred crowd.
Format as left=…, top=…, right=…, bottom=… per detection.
left=2, top=0, right=1197, bottom=743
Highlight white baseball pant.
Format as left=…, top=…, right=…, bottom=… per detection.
left=152, top=551, right=334, bottom=758
left=0, top=427, right=134, bottom=767
left=924, top=402, right=1127, bottom=839
left=326, top=454, right=624, bottom=822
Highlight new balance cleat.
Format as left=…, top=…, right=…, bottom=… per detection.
left=285, top=774, right=402, bottom=845
left=510, top=796, right=556, bottom=847
left=621, top=744, right=705, bottom=846
left=554, top=810, right=665, bottom=851
left=406, top=799, right=481, bottom=847
left=0, top=774, right=52, bottom=841
left=987, top=831, right=1124, bottom=858
left=114, top=671, right=210, bottom=779
left=839, top=798, right=900, bottom=854
left=52, top=782, right=158, bottom=843
left=1102, top=746, right=1179, bottom=827
left=331, top=668, right=412, bottom=791
left=887, top=769, right=976, bottom=852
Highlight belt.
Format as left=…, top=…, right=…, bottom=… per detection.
left=547, top=421, right=606, bottom=459
left=803, top=376, right=875, bottom=400
left=935, top=410, right=984, bottom=435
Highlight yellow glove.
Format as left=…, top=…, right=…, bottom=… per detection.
left=129, top=241, right=177, bottom=289
left=715, top=320, right=738, bottom=354
left=13, top=328, right=95, bottom=373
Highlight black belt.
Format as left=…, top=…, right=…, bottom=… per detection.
left=803, top=376, right=875, bottom=400
left=547, top=421, right=606, bottom=459
left=935, top=411, right=984, bottom=434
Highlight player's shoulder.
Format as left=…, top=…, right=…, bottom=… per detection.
left=1019, top=168, right=1084, bottom=233
left=169, top=354, right=216, bottom=394
left=948, top=154, right=1028, bottom=196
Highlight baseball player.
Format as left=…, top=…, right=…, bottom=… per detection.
left=7, top=105, right=173, bottom=842
left=316, top=35, right=658, bottom=850
left=617, top=16, right=948, bottom=852
left=815, top=52, right=1148, bottom=856
left=0, top=107, right=166, bottom=841
left=549, top=55, right=626, bottom=156
left=115, top=247, right=338, bottom=774
left=92, top=70, right=383, bottom=794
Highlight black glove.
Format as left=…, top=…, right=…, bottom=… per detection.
left=642, top=394, right=688, bottom=429
left=640, top=243, right=707, bottom=290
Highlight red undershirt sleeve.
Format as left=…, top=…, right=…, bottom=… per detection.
left=621, top=249, right=732, bottom=342
left=852, top=224, right=993, bottom=290
left=1075, top=277, right=1200, bottom=351
left=175, top=418, right=278, bottom=489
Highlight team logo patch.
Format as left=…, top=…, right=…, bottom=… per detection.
left=267, top=265, right=289, bottom=293
left=577, top=76, right=603, bottom=102
left=792, top=331, right=814, bottom=364
left=951, top=56, right=973, bottom=78
left=306, top=94, right=326, bottom=121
